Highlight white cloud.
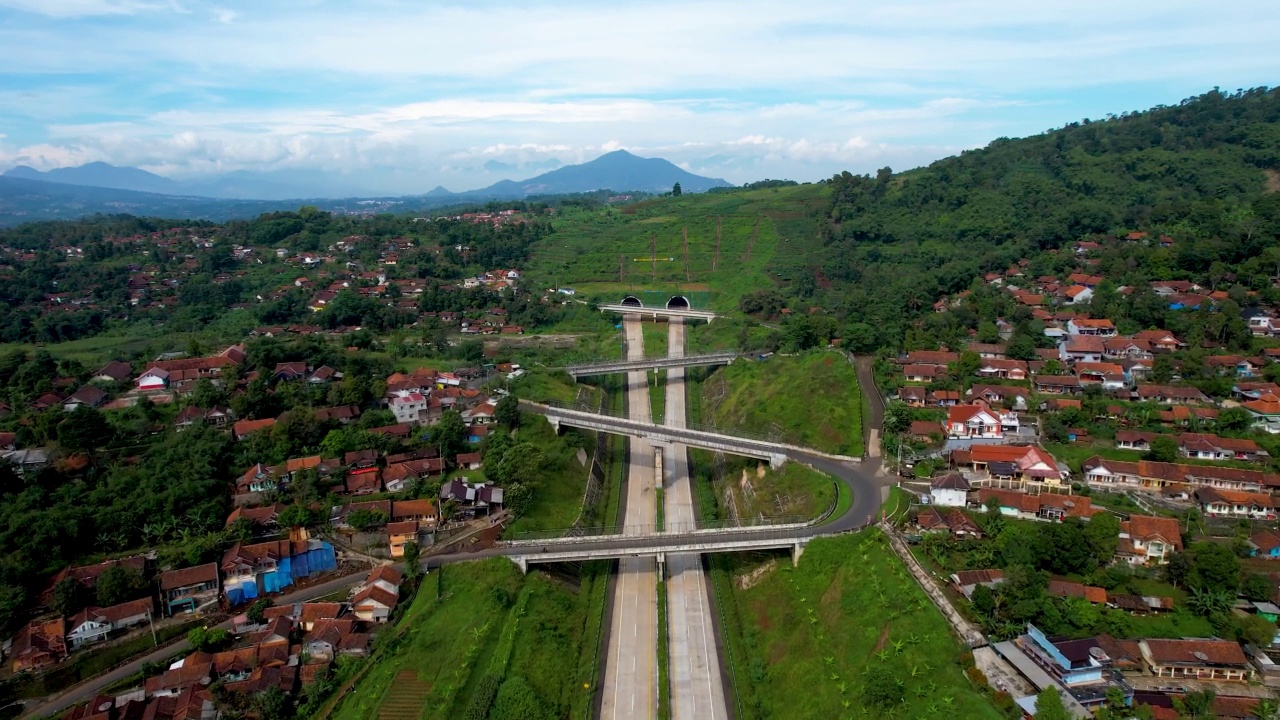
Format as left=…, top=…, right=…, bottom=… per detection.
left=0, top=0, right=1277, bottom=191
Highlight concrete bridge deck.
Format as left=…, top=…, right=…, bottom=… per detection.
left=507, top=524, right=811, bottom=573
left=599, top=303, right=717, bottom=322
left=521, top=400, right=789, bottom=467
left=561, top=351, right=739, bottom=377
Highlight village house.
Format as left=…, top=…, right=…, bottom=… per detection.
left=1034, top=376, right=1082, bottom=395
left=950, top=569, right=1005, bottom=599
left=1243, top=394, right=1280, bottom=433
left=8, top=618, right=67, bottom=672
left=976, top=358, right=1029, bottom=380
left=233, top=418, right=277, bottom=441
left=915, top=507, right=983, bottom=538
left=1194, top=487, right=1276, bottom=520
left=1139, top=639, right=1252, bottom=682
left=945, top=403, right=1011, bottom=440
left=1073, top=362, right=1128, bottom=390
left=389, top=391, right=429, bottom=425
left=159, top=563, right=221, bottom=616
left=1103, top=337, right=1154, bottom=361
left=1062, top=335, right=1105, bottom=363
left=387, top=521, right=420, bottom=558
left=63, top=385, right=109, bottom=412
left=1083, top=456, right=1280, bottom=495
left=952, top=444, right=1065, bottom=485
left=929, top=473, right=971, bottom=507
left=220, top=536, right=337, bottom=605
left=1135, top=384, right=1210, bottom=405
left=977, top=487, right=1098, bottom=522
left=901, top=364, right=945, bottom=383
left=1115, top=515, right=1183, bottom=565
left=66, top=598, right=154, bottom=649
left=1249, top=530, right=1280, bottom=559
left=352, top=565, right=403, bottom=623
left=1115, top=431, right=1268, bottom=462
left=1067, top=317, right=1117, bottom=337
left=440, top=479, right=505, bottom=518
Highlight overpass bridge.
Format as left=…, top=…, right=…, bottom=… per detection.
left=504, top=522, right=814, bottom=573
left=561, top=351, right=739, bottom=378
left=599, top=302, right=717, bottom=323
left=520, top=400, right=790, bottom=468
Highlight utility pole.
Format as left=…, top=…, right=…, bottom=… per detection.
left=619, top=254, right=625, bottom=283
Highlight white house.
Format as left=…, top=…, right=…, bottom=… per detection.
left=65, top=598, right=153, bottom=649
left=136, top=368, right=169, bottom=391
left=1116, top=515, right=1183, bottom=565
left=946, top=403, right=1006, bottom=439
left=929, top=474, right=970, bottom=507
left=389, top=392, right=428, bottom=425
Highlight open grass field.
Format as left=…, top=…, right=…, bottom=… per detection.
left=713, top=531, right=1001, bottom=720
left=527, top=184, right=829, bottom=312
left=331, top=559, right=602, bottom=720
left=702, top=351, right=863, bottom=457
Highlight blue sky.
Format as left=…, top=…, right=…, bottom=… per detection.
left=0, top=0, right=1277, bottom=194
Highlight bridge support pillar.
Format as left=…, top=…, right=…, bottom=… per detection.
left=509, top=555, right=528, bottom=574
left=548, top=417, right=560, bottom=434
left=792, top=542, right=806, bottom=567
left=656, top=553, right=665, bottom=580
left=769, top=453, right=787, bottom=470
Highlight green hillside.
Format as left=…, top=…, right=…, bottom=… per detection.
left=700, top=351, right=863, bottom=457
left=528, top=183, right=828, bottom=311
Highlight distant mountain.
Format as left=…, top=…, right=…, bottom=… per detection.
left=450, top=150, right=730, bottom=199
left=2, top=163, right=383, bottom=201
left=4, top=162, right=180, bottom=195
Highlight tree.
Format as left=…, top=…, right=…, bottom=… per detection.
left=1173, top=689, right=1216, bottom=719
left=277, top=504, right=314, bottom=529
left=882, top=401, right=911, bottom=435
left=96, top=565, right=147, bottom=607
left=187, top=626, right=231, bottom=652
left=254, top=686, right=294, bottom=720
left=1216, top=406, right=1254, bottom=434
left=495, top=394, right=521, bottom=429
left=402, top=541, right=421, bottom=577
left=497, top=444, right=545, bottom=486
left=246, top=598, right=275, bottom=625
left=1188, top=542, right=1242, bottom=593
left=1034, top=686, right=1071, bottom=720
left=58, top=405, right=113, bottom=454
left=862, top=665, right=904, bottom=708
left=1151, top=354, right=1175, bottom=384
left=52, top=577, right=89, bottom=617
left=432, top=410, right=467, bottom=461
left=1235, top=612, right=1278, bottom=648
left=1083, top=511, right=1121, bottom=568
left=1146, top=435, right=1179, bottom=463
left=671, top=182, right=682, bottom=197
left=346, top=508, right=388, bottom=531
left=1006, top=335, right=1037, bottom=361
left=1242, top=573, right=1275, bottom=602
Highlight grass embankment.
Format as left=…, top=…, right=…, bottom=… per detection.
left=331, top=559, right=605, bottom=720
left=642, top=321, right=668, bottom=358
left=702, top=351, right=863, bottom=456
left=719, top=460, right=835, bottom=524
left=713, top=532, right=1001, bottom=720
left=513, top=369, right=598, bottom=407
left=503, top=416, right=593, bottom=538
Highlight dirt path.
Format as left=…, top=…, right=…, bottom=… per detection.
left=871, top=623, right=892, bottom=654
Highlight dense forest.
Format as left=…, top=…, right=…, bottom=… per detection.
left=785, top=87, right=1280, bottom=353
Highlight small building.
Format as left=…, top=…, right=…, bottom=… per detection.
left=1139, top=638, right=1252, bottom=682
left=159, top=563, right=221, bottom=616
left=929, top=473, right=970, bottom=507
left=950, top=569, right=1005, bottom=600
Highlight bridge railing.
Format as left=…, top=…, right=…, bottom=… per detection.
left=514, top=524, right=815, bottom=553
left=527, top=400, right=783, bottom=444
left=506, top=515, right=813, bottom=543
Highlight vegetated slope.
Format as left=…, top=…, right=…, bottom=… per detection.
left=701, top=352, right=862, bottom=456
left=527, top=182, right=827, bottom=311
left=713, top=531, right=1003, bottom=719
left=331, top=559, right=600, bottom=720
left=813, top=87, right=1280, bottom=349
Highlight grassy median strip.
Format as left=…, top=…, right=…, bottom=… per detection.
left=656, top=578, right=671, bottom=720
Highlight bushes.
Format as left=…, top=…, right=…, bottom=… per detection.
left=462, top=674, right=501, bottom=720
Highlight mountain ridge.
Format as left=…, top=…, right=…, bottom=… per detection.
left=1, top=149, right=730, bottom=203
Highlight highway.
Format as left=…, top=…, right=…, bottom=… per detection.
left=663, top=318, right=730, bottom=720
left=600, top=316, right=659, bottom=720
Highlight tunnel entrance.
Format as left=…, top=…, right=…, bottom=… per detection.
left=666, top=296, right=690, bottom=310
left=620, top=295, right=643, bottom=308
